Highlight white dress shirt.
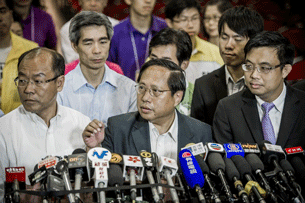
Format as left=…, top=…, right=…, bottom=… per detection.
left=149, top=111, right=178, bottom=161
left=0, top=104, right=91, bottom=201
left=256, top=83, right=287, bottom=141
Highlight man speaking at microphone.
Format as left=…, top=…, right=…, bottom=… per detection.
left=0, top=47, right=91, bottom=202
left=213, top=31, right=305, bottom=149
left=83, top=59, right=212, bottom=161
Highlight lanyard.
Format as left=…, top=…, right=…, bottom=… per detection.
left=130, top=31, right=152, bottom=72
left=31, top=7, right=35, bottom=42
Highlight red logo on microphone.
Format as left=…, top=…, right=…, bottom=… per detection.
left=182, top=152, right=192, bottom=158
left=128, top=156, right=140, bottom=163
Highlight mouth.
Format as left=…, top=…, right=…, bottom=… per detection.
left=140, top=106, right=152, bottom=113
left=24, top=99, right=37, bottom=104
left=249, top=82, right=262, bottom=89
left=143, top=6, right=152, bottom=11
left=92, top=59, right=104, bottom=63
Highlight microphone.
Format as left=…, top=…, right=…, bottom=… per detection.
left=179, top=149, right=206, bottom=203
left=231, top=155, right=266, bottom=203
left=88, top=147, right=112, bottom=203
left=56, top=158, right=75, bottom=203
left=223, top=156, right=250, bottom=203
left=139, top=150, right=160, bottom=202
left=108, top=164, right=124, bottom=203
left=158, top=156, right=179, bottom=203
left=240, top=143, right=261, bottom=156
left=195, top=155, right=221, bottom=203
left=182, top=142, right=208, bottom=160
left=223, top=143, right=245, bottom=158
left=122, top=155, right=144, bottom=202
left=285, top=146, right=305, bottom=180
left=207, top=152, right=235, bottom=203
left=5, top=167, right=26, bottom=203
left=68, top=148, right=90, bottom=202
left=245, top=153, right=278, bottom=203
left=280, top=159, right=305, bottom=202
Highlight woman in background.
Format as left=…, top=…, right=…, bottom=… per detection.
left=202, top=0, right=232, bottom=46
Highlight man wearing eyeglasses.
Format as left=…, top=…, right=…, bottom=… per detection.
left=83, top=59, right=212, bottom=161
left=0, top=47, right=91, bottom=202
left=213, top=31, right=305, bottom=149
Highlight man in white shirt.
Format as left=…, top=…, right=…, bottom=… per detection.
left=60, top=0, right=119, bottom=64
left=0, top=47, right=91, bottom=202
left=213, top=31, right=305, bottom=150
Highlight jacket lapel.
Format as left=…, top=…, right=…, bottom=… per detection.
left=241, top=89, right=264, bottom=144
left=214, top=66, right=228, bottom=101
left=277, top=86, right=300, bottom=147
left=131, top=113, right=151, bottom=154
left=177, top=111, right=194, bottom=153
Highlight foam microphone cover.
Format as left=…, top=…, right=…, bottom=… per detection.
left=280, top=159, right=295, bottom=174
left=223, top=157, right=240, bottom=181
left=195, top=155, right=209, bottom=174
left=73, top=148, right=86, bottom=154
left=231, top=155, right=252, bottom=179
left=108, top=164, right=124, bottom=186
left=207, top=152, right=225, bottom=174
left=245, top=154, right=265, bottom=172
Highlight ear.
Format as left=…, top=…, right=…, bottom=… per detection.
left=165, top=18, right=173, bottom=28
left=282, top=64, right=292, bottom=79
left=180, top=60, right=190, bottom=71
left=174, top=90, right=184, bottom=106
left=71, top=42, right=78, bottom=53
left=125, top=0, right=132, bottom=6
left=56, top=75, right=65, bottom=92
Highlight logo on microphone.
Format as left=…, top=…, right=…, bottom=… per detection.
left=182, top=151, right=192, bottom=158
left=93, top=151, right=109, bottom=159
left=128, top=156, right=141, bottom=163
left=285, top=146, right=304, bottom=154
left=140, top=151, right=152, bottom=158
left=110, top=153, right=123, bottom=163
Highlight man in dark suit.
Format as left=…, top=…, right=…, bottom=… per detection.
left=213, top=31, right=305, bottom=149
left=191, top=6, right=264, bottom=125
left=83, top=59, right=212, bottom=160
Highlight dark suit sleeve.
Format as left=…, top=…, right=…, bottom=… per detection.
left=212, top=99, right=233, bottom=143
left=191, top=79, right=206, bottom=122
left=101, top=120, right=114, bottom=152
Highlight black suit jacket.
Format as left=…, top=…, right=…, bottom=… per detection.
left=102, top=111, right=213, bottom=157
left=191, top=66, right=227, bottom=125
left=213, top=85, right=305, bottom=149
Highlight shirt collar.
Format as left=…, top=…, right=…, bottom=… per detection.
left=72, top=63, right=117, bottom=92
left=148, top=110, right=178, bottom=142
left=225, top=65, right=245, bottom=85
left=127, top=15, right=159, bottom=34
left=255, top=83, right=287, bottom=113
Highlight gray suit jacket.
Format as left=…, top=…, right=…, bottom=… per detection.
left=213, top=85, right=305, bottom=149
left=102, top=111, right=213, bottom=157
left=191, top=66, right=227, bottom=125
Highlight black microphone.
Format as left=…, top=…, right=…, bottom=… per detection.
left=108, top=164, right=124, bottom=203
left=56, top=159, right=75, bottom=203
left=245, top=153, right=278, bottom=203
left=231, top=155, right=266, bottom=203
left=207, top=152, right=235, bottom=203
left=195, top=155, right=221, bottom=203
left=223, top=156, right=250, bottom=203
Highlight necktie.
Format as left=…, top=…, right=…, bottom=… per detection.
left=261, top=102, right=276, bottom=144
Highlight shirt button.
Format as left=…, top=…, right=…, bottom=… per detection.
left=141, top=37, right=145, bottom=41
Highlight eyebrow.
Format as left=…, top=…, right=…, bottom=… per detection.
left=150, top=54, right=172, bottom=61
left=245, top=59, right=272, bottom=66
left=82, top=37, right=109, bottom=42
left=18, top=72, right=46, bottom=77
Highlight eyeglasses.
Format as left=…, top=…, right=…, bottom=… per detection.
left=135, top=84, right=171, bottom=97
left=203, top=16, right=221, bottom=23
left=14, top=75, right=61, bottom=87
left=0, top=7, right=9, bottom=15
left=172, top=15, right=200, bottom=25
left=242, top=63, right=283, bottom=74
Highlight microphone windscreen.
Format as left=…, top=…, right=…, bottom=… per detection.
left=245, top=154, right=264, bottom=172
left=73, top=148, right=86, bottom=154
left=280, top=159, right=295, bottom=174
left=207, top=152, right=225, bottom=173
left=108, top=165, right=124, bottom=186
left=223, top=157, right=240, bottom=181
left=195, top=155, right=209, bottom=174
left=231, top=155, right=252, bottom=178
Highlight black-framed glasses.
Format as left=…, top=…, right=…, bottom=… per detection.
left=242, top=63, right=283, bottom=74
left=14, top=75, right=61, bottom=87
left=135, top=84, right=171, bottom=97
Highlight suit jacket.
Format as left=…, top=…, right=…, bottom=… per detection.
left=191, top=66, right=227, bottom=125
left=102, top=111, right=213, bottom=157
left=213, top=85, right=305, bottom=149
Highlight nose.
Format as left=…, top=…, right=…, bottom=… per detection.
left=23, top=81, right=36, bottom=94
left=225, top=38, right=234, bottom=50
left=250, top=66, right=260, bottom=79
left=141, top=88, right=152, bottom=102
left=92, top=43, right=102, bottom=54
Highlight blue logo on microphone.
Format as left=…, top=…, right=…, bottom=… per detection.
left=92, top=151, right=109, bottom=159
left=224, top=143, right=245, bottom=158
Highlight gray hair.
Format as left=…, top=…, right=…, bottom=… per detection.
left=69, top=11, right=114, bottom=45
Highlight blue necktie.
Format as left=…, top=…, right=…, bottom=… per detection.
left=261, top=102, right=276, bottom=144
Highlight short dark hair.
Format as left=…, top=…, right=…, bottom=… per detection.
left=244, top=31, right=295, bottom=66
left=149, top=28, right=192, bottom=65
left=165, top=0, right=201, bottom=21
left=137, top=59, right=186, bottom=102
left=69, top=11, right=113, bottom=45
left=218, top=6, right=264, bottom=39
left=202, top=0, right=233, bottom=38
left=18, top=47, right=65, bottom=76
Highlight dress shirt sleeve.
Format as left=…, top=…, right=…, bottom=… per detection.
left=212, top=99, right=233, bottom=143
left=191, top=79, right=206, bottom=122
